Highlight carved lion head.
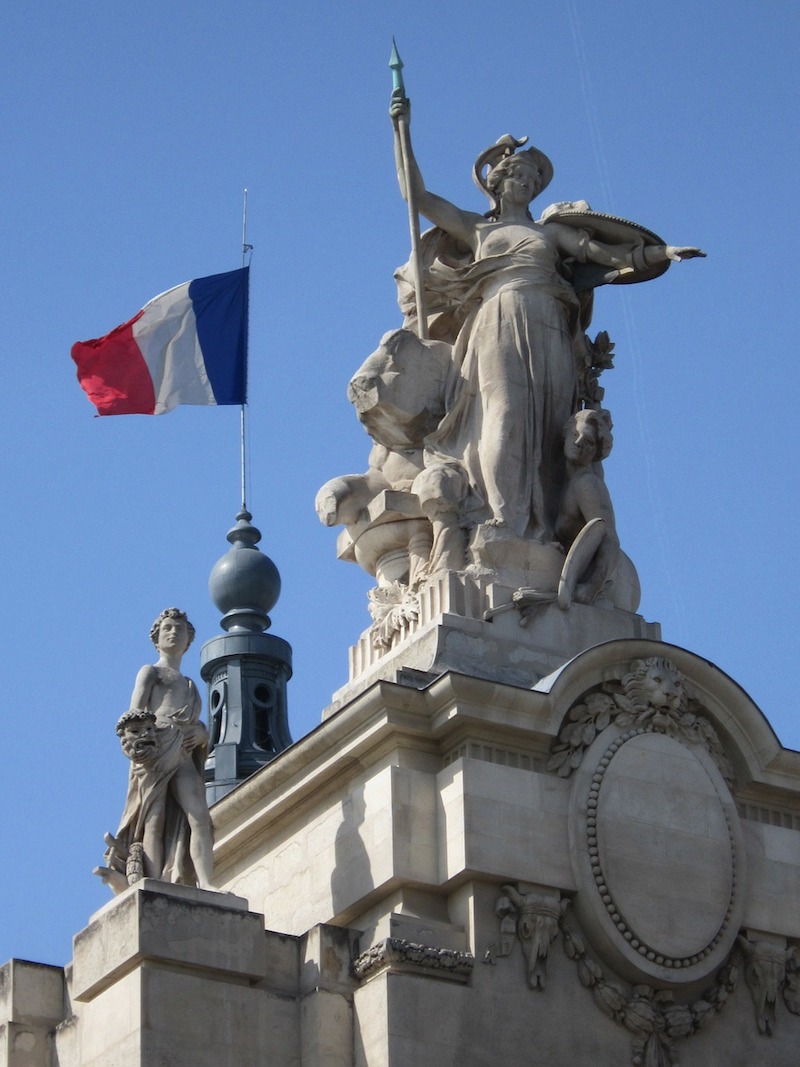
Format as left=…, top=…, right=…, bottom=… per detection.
left=621, top=657, right=686, bottom=715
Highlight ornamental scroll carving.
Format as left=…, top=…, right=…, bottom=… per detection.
left=546, top=656, right=733, bottom=785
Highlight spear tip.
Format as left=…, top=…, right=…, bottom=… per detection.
left=389, top=38, right=406, bottom=96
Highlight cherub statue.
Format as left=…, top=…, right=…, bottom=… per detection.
left=555, top=408, right=620, bottom=608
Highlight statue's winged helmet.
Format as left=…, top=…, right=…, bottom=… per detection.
left=473, top=135, right=554, bottom=217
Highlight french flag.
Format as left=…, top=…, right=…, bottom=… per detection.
left=72, top=266, right=248, bottom=415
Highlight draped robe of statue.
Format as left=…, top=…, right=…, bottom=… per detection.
left=109, top=691, right=207, bottom=886
left=405, top=219, right=587, bottom=541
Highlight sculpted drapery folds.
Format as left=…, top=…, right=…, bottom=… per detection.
left=95, top=608, right=214, bottom=894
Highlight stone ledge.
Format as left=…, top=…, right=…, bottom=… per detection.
left=85, top=877, right=250, bottom=924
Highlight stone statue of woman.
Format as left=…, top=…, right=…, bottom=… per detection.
left=390, top=98, right=704, bottom=544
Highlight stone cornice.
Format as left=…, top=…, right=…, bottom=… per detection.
left=210, top=672, right=554, bottom=872
left=210, top=645, right=800, bottom=878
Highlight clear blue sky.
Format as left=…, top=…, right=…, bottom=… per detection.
left=1, top=1, right=797, bottom=966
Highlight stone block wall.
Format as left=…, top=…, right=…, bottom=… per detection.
left=4, top=638, right=800, bottom=1065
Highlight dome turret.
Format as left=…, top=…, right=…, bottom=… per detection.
left=202, top=508, right=292, bottom=804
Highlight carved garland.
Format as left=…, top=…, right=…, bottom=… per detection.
left=483, top=887, right=750, bottom=1066
left=559, top=911, right=741, bottom=1067
left=353, top=937, right=475, bottom=982
left=485, top=891, right=800, bottom=1064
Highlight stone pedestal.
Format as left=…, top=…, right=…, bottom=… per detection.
left=329, top=569, right=659, bottom=715
left=67, top=882, right=283, bottom=1067
left=42, top=882, right=364, bottom=1067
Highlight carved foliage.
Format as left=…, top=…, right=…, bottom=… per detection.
left=578, top=330, right=616, bottom=409
left=367, top=581, right=420, bottom=649
left=353, top=937, right=474, bottom=982
left=547, top=657, right=733, bottom=784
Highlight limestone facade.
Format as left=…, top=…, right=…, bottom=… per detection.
left=6, top=636, right=799, bottom=1066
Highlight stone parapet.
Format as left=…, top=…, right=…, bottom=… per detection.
left=0, top=960, right=65, bottom=1067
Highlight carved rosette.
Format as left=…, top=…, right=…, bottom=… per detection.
left=353, top=937, right=475, bottom=984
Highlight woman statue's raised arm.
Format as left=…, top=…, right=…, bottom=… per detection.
left=389, top=95, right=482, bottom=250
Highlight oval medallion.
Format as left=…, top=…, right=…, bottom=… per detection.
left=569, top=727, right=743, bottom=985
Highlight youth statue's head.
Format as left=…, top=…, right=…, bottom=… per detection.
left=149, top=607, right=195, bottom=653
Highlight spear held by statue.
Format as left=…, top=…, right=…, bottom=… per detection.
left=389, top=41, right=429, bottom=341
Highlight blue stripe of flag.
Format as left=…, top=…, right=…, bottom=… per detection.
left=189, top=266, right=249, bottom=405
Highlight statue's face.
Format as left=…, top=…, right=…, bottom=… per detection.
left=156, top=614, right=190, bottom=656
left=121, top=719, right=158, bottom=763
left=498, top=160, right=540, bottom=205
left=564, top=417, right=598, bottom=466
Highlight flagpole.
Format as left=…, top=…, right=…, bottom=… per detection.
left=240, top=407, right=247, bottom=512
left=389, top=41, right=428, bottom=341
left=240, top=188, right=253, bottom=511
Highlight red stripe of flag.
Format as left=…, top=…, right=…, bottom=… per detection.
left=71, top=309, right=156, bottom=416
